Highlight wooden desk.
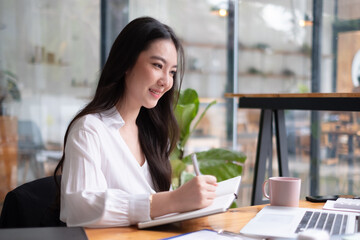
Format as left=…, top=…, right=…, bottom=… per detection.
left=0, top=116, right=18, bottom=203
left=225, top=93, right=360, bottom=205
left=85, top=201, right=323, bottom=240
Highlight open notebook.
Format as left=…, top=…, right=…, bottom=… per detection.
left=137, top=176, right=241, bottom=229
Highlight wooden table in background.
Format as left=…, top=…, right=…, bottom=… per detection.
left=85, top=201, right=324, bottom=240
left=225, top=93, right=360, bottom=205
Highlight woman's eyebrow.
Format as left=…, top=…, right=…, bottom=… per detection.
left=150, top=56, right=177, bottom=68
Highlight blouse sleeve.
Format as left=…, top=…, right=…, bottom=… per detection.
left=60, top=126, right=152, bottom=228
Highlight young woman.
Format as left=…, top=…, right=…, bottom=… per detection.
left=54, top=17, right=217, bottom=227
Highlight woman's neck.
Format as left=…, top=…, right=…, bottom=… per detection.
left=116, top=101, right=140, bottom=126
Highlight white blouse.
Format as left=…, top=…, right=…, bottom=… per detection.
left=60, top=107, right=156, bottom=227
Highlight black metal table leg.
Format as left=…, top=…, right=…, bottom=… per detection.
left=274, top=110, right=289, bottom=176
left=251, top=109, right=272, bottom=205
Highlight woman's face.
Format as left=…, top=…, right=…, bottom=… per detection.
left=124, top=39, right=177, bottom=110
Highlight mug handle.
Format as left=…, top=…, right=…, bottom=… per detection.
left=262, top=180, right=270, bottom=199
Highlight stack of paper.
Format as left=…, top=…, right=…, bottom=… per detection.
left=323, top=198, right=360, bottom=213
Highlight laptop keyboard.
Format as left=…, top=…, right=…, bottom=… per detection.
left=295, top=211, right=348, bottom=235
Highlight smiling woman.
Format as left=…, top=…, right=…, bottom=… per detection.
left=53, top=17, right=218, bottom=228
left=119, top=39, right=178, bottom=167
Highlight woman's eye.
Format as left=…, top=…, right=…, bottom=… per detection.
left=153, top=63, right=162, bottom=69
left=170, top=71, right=177, bottom=77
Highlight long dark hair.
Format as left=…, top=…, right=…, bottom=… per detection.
left=54, top=17, right=184, bottom=193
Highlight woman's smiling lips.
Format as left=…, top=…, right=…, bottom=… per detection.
left=149, top=88, right=162, bottom=98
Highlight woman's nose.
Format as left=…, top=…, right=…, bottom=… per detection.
left=158, top=73, right=172, bottom=87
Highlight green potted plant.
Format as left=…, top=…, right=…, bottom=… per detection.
left=0, top=70, right=21, bottom=115
left=170, top=88, right=246, bottom=189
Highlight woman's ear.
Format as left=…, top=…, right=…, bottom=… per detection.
left=125, top=67, right=131, bottom=75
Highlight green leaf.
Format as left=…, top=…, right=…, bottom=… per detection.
left=174, top=89, right=200, bottom=148
left=191, top=100, right=217, bottom=133
left=170, top=146, right=182, bottom=160
left=170, top=159, right=186, bottom=179
left=178, top=88, right=200, bottom=108
left=230, top=202, right=237, bottom=208
left=180, top=171, right=195, bottom=186
left=170, top=159, right=187, bottom=189
left=182, top=148, right=246, bottom=182
left=200, top=160, right=243, bottom=182
left=183, top=148, right=246, bottom=164
left=175, top=103, right=197, bottom=143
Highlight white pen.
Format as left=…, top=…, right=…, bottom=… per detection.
left=191, top=153, right=201, bottom=176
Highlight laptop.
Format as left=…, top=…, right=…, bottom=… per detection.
left=240, top=206, right=360, bottom=239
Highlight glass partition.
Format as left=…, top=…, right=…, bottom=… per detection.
left=236, top=0, right=360, bottom=205
left=319, top=0, right=360, bottom=197
left=236, top=0, right=314, bottom=205
left=1, top=0, right=359, bottom=207
left=0, top=0, right=100, bottom=201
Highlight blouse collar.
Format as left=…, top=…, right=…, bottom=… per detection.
left=99, top=107, right=125, bottom=129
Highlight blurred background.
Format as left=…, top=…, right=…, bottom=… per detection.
left=1, top=0, right=360, bottom=208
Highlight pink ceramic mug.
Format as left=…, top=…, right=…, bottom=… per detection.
left=262, top=177, right=301, bottom=207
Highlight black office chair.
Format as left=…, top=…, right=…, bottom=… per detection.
left=0, top=176, right=65, bottom=228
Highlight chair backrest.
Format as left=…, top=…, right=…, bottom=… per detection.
left=0, top=176, right=65, bottom=228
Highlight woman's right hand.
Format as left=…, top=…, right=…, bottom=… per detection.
left=171, top=175, right=218, bottom=213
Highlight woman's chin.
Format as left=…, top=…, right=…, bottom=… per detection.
left=143, top=102, right=158, bottom=109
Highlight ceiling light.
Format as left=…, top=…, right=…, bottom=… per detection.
left=218, top=9, right=228, bottom=17
left=211, top=8, right=228, bottom=17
